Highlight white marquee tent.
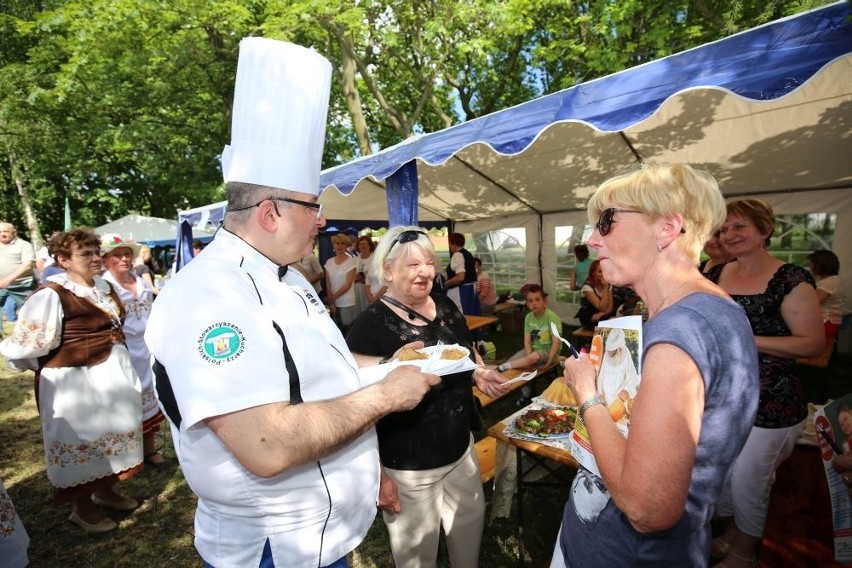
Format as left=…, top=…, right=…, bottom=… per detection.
left=98, top=214, right=215, bottom=248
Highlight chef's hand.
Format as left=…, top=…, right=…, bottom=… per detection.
left=378, top=467, right=401, bottom=514
left=380, top=365, right=440, bottom=412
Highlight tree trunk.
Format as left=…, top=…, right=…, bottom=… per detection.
left=9, top=153, right=44, bottom=248
left=338, top=33, right=372, bottom=156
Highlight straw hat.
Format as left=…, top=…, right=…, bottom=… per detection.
left=100, top=233, right=141, bottom=257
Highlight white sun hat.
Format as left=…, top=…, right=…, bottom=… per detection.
left=221, top=38, right=332, bottom=196
left=100, top=233, right=141, bottom=257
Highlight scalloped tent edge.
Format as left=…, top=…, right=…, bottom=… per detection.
left=314, top=2, right=852, bottom=326
left=176, top=3, right=852, bottom=329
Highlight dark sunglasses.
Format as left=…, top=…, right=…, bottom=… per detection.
left=595, top=208, right=686, bottom=236
left=389, top=229, right=427, bottom=252
left=595, top=208, right=641, bottom=236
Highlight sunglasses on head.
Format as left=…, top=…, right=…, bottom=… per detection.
left=389, top=229, right=427, bottom=252
left=595, top=208, right=686, bottom=236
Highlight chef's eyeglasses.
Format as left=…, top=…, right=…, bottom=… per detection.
left=389, top=229, right=428, bottom=252
left=595, top=208, right=685, bottom=236
left=231, top=197, right=323, bottom=220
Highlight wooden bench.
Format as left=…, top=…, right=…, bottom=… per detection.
left=475, top=436, right=497, bottom=483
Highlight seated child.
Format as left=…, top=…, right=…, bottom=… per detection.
left=497, top=284, right=562, bottom=372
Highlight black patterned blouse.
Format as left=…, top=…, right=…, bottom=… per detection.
left=345, top=294, right=475, bottom=470
left=706, top=262, right=816, bottom=428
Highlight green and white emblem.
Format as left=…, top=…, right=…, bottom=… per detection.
left=198, top=323, right=246, bottom=364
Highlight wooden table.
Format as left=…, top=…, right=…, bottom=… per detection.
left=488, top=416, right=579, bottom=565
left=465, top=314, right=498, bottom=331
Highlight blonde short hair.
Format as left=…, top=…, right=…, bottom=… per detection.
left=371, top=226, right=435, bottom=287
left=587, top=162, right=725, bottom=262
left=331, top=234, right=351, bottom=246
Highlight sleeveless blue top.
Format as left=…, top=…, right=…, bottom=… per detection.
left=559, top=293, right=758, bottom=566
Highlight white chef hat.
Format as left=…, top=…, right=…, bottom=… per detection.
left=605, top=328, right=626, bottom=351
left=221, top=38, right=332, bottom=196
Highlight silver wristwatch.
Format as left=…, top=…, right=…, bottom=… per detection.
left=578, top=395, right=605, bottom=421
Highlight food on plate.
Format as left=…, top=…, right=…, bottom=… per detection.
left=540, top=379, right=577, bottom=406
left=398, top=346, right=429, bottom=361
left=440, top=348, right=467, bottom=360
left=514, top=407, right=576, bottom=438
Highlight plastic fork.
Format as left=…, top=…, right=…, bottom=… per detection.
left=550, top=322, right=581, bottom=359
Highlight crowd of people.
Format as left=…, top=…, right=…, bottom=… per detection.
left=0, top=34, right=848, bottom=568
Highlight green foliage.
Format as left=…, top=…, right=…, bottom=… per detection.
left=0, top=0, right=835, bottom=239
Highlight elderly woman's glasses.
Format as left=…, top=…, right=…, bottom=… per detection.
left=72, top=250, right=100, bottom=259
left=595, top=208, right=686, bottom=236
left=389, top=229, right=427, bottom=252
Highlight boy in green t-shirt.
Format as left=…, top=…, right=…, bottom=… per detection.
left=497, top=284, right=562, bottom=372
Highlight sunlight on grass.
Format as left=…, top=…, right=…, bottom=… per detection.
left=0, top=333, right=581, bottom=567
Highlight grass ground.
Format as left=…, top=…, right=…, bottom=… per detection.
left=2, top=320, right=850, bottom=567
left=0, top=321, right=567, bottom=567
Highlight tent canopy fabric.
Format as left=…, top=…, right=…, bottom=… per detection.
left=97, top=214, right=215, bottom=248
left=176, top=3, right=852, bottom=319
left=313, top=2, right=852, bottom=322
left=317, top=2, right=851, bottom=224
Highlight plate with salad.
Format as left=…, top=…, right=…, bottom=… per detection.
left=512, top=406, right=577, bottom=440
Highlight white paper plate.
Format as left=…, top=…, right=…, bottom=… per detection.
left=357, top=344, right=476, bottom=386
left=409, top=344, right=471, bottom=374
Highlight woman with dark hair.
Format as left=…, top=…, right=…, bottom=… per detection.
left=807, top=249, right=845, bottom=346
left=354, top=235, right=384, bottom=309
left=0, top=228, right=143, bottom=533
left=575, top=259, right=613, bottom=330
left=444, top=232, right=480, bottom=315
left=708, top=198, right=824, bottom=566
left=571, top=244, right=591, bottom=290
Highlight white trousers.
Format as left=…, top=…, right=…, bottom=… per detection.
left=383, top=437, right=485, bottom=568
left=715, top=421, right=806, bottom=537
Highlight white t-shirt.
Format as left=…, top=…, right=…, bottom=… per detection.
left=325, top=256, right=357, bottom=308
left=36, top=245, right=54, bottom=268
left=446, top=251, right=466, bottom=311
left=817, top=274, right=846, bottom=325
left=145, top=229, right=379, bottom=568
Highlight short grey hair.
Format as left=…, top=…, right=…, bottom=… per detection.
left=224, top=182, right=294, bottom=229
left=371, top=226, right=436, bottom=287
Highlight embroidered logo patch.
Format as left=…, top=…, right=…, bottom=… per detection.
left=198, top=323, right=245, bottom=365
